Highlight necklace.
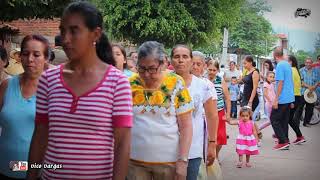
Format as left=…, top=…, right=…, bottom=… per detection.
left=143, top=90, right=153, bottom=112
left=144, top=91, right=151, bottom=104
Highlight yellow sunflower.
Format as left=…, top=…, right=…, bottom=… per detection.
left=131, top=84, right=144, bottom=91
left=149, top=91, right=165, bottom=105
left=180, top=89, right=191, bottom=102
left=163, top=76, right=177, bottom=91
left=133, top=91, right=145, bottom=105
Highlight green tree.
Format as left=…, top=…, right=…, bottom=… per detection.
left=93, top=0, right=244, bottom=47
left=295, top=49, right=313, bottom=65
left=229, top=0, right=276, bottom=56
left=0, top=0, right=71, bottom=21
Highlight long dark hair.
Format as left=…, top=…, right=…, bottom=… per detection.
left=244, top=55, right=256, bottom=67
left=288, top=55, right=301, bottom=78
left=63, top=1, right=115, bottom=66
left=264, top=59, right=274, bottom=71
left=112, top=43, right=127, bottom=69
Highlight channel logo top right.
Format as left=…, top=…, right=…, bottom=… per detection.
left=295, top=8, right=311, bottom=18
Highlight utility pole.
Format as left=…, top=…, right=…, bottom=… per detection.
left=221, top=27, right=229, bottom=66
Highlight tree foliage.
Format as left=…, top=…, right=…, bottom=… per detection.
left=0, top=0, right=71, bottom=21
left=93, top=0, right=244, bottom=47
left=229, top=0, right=276, bottom=56
left=294, top=50, right=313, bottom=65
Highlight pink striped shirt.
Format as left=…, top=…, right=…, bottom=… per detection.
left=35, top=65, right=133, bottom=180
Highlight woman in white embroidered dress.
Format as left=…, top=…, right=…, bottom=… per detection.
left=128, top=41, right=193, bottom=180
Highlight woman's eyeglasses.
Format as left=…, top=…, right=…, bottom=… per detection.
left=137, top=64, right=160, bottom=74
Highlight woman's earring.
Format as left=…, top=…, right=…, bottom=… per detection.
left=93, top=41, right=96, bottom=46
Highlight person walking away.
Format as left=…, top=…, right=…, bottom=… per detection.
left=270, top=47, right=295, bottom=150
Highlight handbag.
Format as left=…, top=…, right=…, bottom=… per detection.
left=197, top=160, right=223, bottom=180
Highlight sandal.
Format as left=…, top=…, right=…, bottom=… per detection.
left=245, top=162, right=252, bottom=168
left=236, top=162, right=243, bottom=168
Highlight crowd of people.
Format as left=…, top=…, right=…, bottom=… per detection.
left=0, top=1, right=319, bottom=180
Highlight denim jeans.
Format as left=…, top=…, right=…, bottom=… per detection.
left=187, top=158, right=202, bottom=180
left=231, top=101, right=238, bottom=118
left=252, top=102, right=260, bottom=121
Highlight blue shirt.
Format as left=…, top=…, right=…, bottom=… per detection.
left=0, top=76, right=36, bottom=178
left=123, top=69, right=135, bottom=77
left=300, top=67, right=318, bottom=94
left=229, top=84, right=239, bottom=101
left=275, top=60, right=294, bottom=104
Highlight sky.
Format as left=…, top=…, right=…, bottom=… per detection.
left=264, top=0, right=320, bottom=52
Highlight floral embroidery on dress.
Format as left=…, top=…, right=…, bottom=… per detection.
left=129, top=73, right=193, bottom=115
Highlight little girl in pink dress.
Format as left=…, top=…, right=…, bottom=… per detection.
left=259, top=71, right=276, bottom=130
left=227, top=106, right=259, bottom=168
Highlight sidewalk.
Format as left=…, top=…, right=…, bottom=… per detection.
left=219, top=120, right=320, bottom=180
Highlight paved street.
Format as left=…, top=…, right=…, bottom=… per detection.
left=220, top=119, right=320, bottom=180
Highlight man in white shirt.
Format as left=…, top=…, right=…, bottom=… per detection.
left=224, top=61, right=241, bottom=84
